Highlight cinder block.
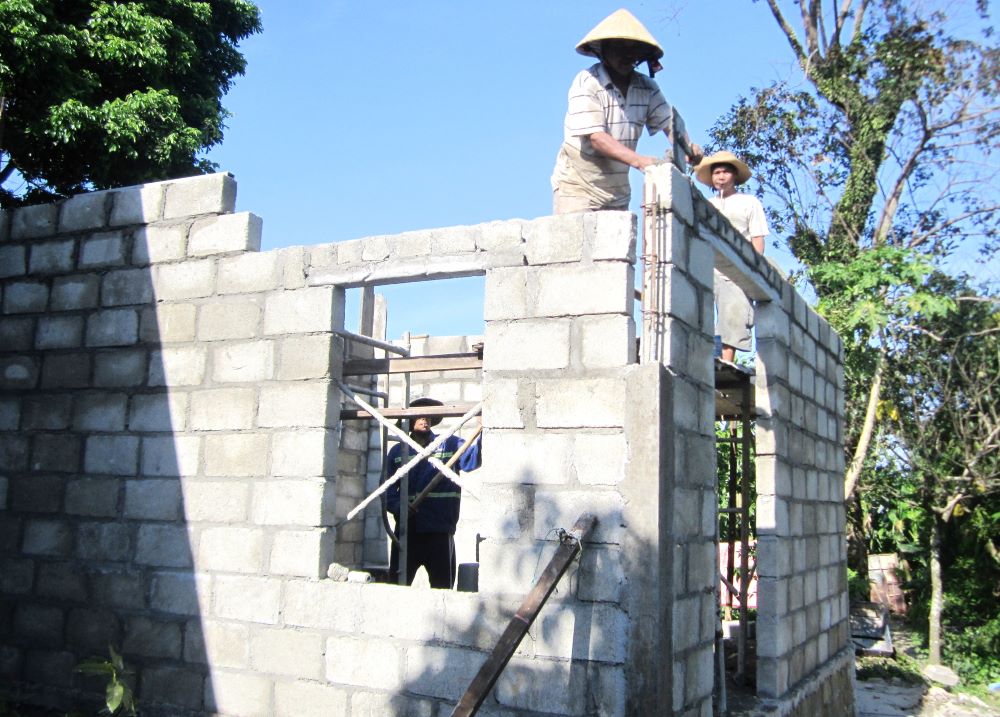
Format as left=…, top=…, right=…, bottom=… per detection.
left=535, top=377, right=627, bottom=428
left=203, top=433, right=267, bottom=476
left=85, top=308, right=139, bottom=347
left=586, top=210, right=635, bottom=262
left=535, top=263, right=632, bottom=317
left=123, top=479, right=182, bottom=520
left=217, top=251, right=281, bottom=294
left=3, top=279, right=49, bottom=313
left=207, top=671, right=271, bottom=717
left=481, top=377, right=523, bottom=428
left=283, top=580, right=358, bottom=631
left=258, top=382, right=331, bottom=427
left=182, top=480, right=249, bottom=522
left=65, top=478, right=120, bottom=517
left=152, top=259, right=215, bottom=300
left=574, top=433, right=627, bottom=485
left=94, top=348, right=146, bottom=388
left=198, top=526, right=263, bottom=573
left=0, top=317, right=35, bottom=352
left=0, top=245, right=26, bottom=278
left=0, top=396, right=19, bottom=429
left=478, top=432, right=572, bottom=485
left=0, top=434, right=30, bottom=471
left=251, top=480, right=325, bottom=526
left=79, top=231, right=126, bottom=268
left=495, top=658, right=585, bottom=714
left=29, top=239, right=75, bottom=274
left=140, top=666, right=204, bottom=710
left=23, top=519, right=73, bottom=556
left=84, top=435, right=138, bottom=476
left=140, top=434, right=201, bottom=476
left=11, top=203, right=57, bottom=240
left=58, top=191, right=108, bottom=233
left=579, top=315, right=634, bottom=368
left=162, top=173, right=236, bottom=219
left=275, top=680, right=349, bottom=717
left=326, top=636, right=401, bottom=690
left=211, top=341, right=274, bottom=383
left=10, top=474, right=64, bottom=513
left=188, top=212, right=262, bottom=257
left=128, top=392, right=186, bottom=432
left=687, top=234, right=714, bottom=289
left=269, top=530, right=326, bottom=577
left=214, top=575, right=281, bottom=624
left=190, top=387, right=255, bottom=430
left=523, top=213, right=584, bottom=265
left=250, top=627, right=323, bottom=678
left=110, top=182, right=165, bottom=226
left=484, top=319, right=570, bottom=371
left=484, top=266, right=531, bottom=321
left=1, top=356, right=40, bottom=389
left=277, top=335, right=335, bottom=380
left=148, top=346, right=207, bottom=386
left=22, top=394, right=72, bottom=430
left=100, top=268, right=153, bottom=306
left=271, top=429, right=338, bottom=477
left=532, top=488, right=624, bottom=544
left=35, top=315, right=84, bottom=349
left=132, top=223, right=187, bottom=264
left=123, top=616, right=182, bottom=659
left=196, top=620, right=249, bottom=668
left=90, top=568, right=145, bottom=610
left=32, top=433, right=81, bottom=472
left=576, top=545, right=624, bottom=602
left=141, top=302, right=195, bottom=343
left=263, top=287, right=338, bottom=335
left=533, top=603, right=626, bottom=662
left=196, top=300, right=261, bottom=341
left=135, top=524, right=193, bottom=568
left=76, top=522, right=132, bottom=561
left=147, top=571, right=207, bottom=617
left=51, top=274, right=100, bottom=310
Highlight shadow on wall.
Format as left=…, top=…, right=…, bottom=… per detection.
left=0, top=192, right=214, bottom=715
left=344, top=489, right=639, bottom=715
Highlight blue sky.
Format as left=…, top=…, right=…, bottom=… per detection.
left=206, top=2, right=802, bottom=338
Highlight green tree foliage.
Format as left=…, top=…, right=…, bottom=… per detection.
left=0, top=0, right=261, bottom=207
left=709, top=0, right=998, bottom=676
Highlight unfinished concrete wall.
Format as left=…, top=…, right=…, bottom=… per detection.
left=0, top=169, right=852, bottom=716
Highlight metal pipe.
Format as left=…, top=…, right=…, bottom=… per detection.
left=335, top=329, right=410, bottom=356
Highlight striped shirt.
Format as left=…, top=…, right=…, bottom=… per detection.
left=551, top=63, right=673, bottom=209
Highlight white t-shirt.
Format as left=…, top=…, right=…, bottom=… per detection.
left=709, top=192, right=769, bottom=241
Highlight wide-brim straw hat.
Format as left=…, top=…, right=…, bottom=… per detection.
left=694, top=151, right=752, bottom=187
left=576, top=9, right=664, bottom=62
left=409, top=397, right=444, bottom=427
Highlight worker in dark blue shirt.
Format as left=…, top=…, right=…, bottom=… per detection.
left=385, top=397, right=481, bottom=588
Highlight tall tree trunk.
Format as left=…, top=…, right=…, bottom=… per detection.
left=844, top=352, right=884, bottom=500
left=928, top=513, right=944, bottom=664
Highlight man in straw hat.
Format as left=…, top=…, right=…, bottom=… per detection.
left=694, top=150, right=770, bottom=362
left=384, top=397, right=481, bottom=589
left=551, top=8, right=703, bottom=214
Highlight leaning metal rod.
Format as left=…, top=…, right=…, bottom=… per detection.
left=336, top=381, right=481, bottom=523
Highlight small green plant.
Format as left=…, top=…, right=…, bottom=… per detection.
left=75, top=646, right=137, bottom=717
left=847, top=566, right=872, bottom=602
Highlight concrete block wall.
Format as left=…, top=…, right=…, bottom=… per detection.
left=1, top=167, right=851, bottom=716
left=653, top=162, right=852, bottom=715
left=0, top=174, right=345, bottom=714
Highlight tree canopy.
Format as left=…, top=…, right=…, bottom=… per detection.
left=0, top=0, right=261, bottom=207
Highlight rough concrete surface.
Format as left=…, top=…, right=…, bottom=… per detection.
left=856, top=679, right=998, bottom=716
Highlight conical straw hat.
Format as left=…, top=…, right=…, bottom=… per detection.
left=694, top=151, right=753, bottom=187
left=576, top=9, right=664, bottom=60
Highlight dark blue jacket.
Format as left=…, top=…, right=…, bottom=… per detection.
left=385, top=432, right=481, bottom=535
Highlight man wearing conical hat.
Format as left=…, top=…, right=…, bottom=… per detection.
left=694, top=150, right=770, bottom=362
left=551, top=9, right=702, bottom=214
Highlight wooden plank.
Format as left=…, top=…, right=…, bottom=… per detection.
left=343, top=353, right=482, bottom=376
left=450, top=514, right=597, bottom=717
left=339, top=404, right=475, bottom=421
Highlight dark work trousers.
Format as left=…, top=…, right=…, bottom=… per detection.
left=389, top=532, right=456, bottom=589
